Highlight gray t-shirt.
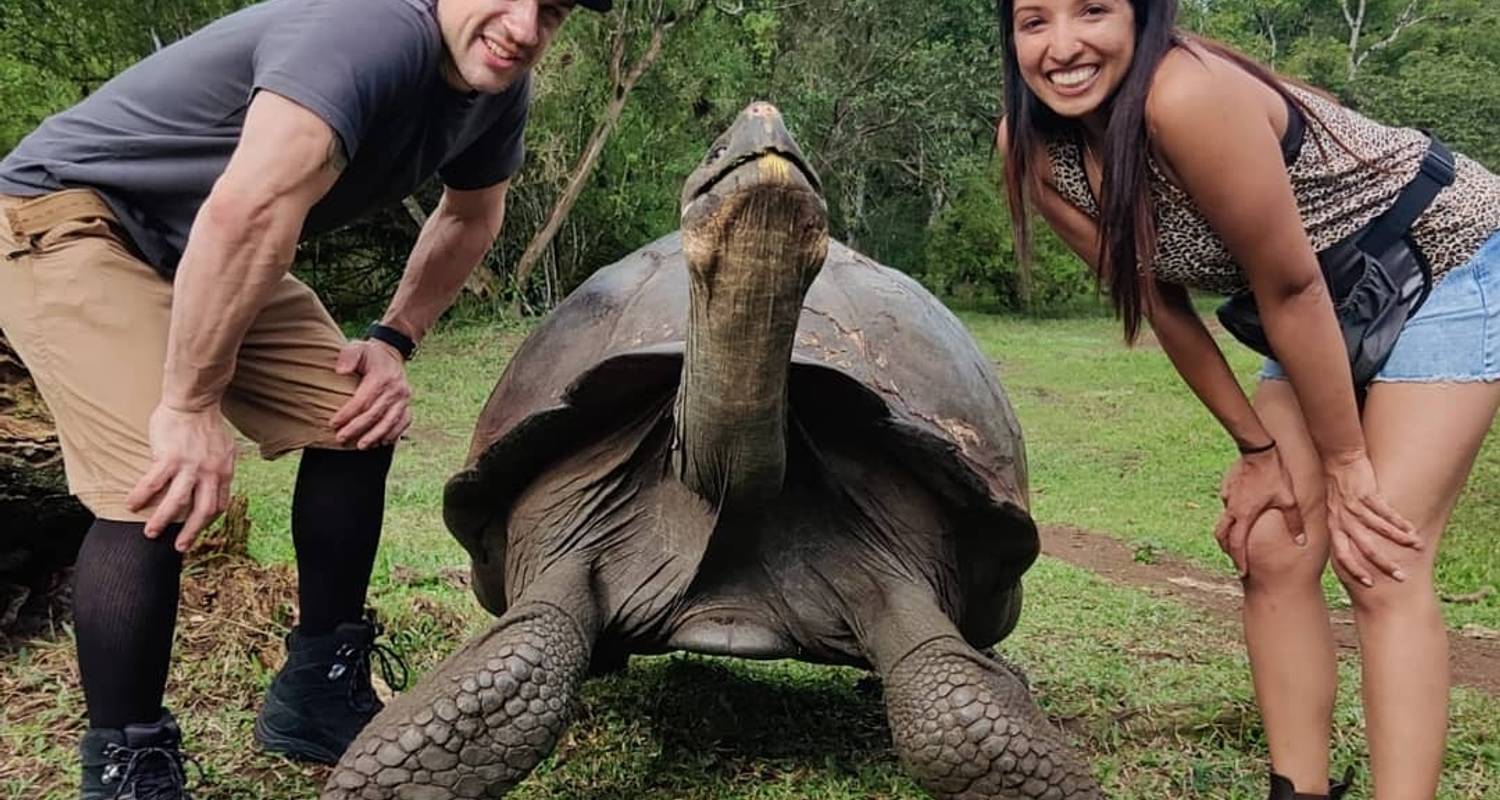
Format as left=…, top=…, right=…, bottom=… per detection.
left=0, top=0, right=529, bottom=275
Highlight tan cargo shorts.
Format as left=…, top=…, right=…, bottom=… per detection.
left=0, top=189, right=357, bottom=521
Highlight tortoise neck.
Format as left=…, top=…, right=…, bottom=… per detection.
left=673, top=179, right=827, bottom=510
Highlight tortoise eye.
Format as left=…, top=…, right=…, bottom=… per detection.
left=709, top=145, right=727, bottom=162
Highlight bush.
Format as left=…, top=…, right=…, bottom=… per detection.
left=1353, top=50, right=1500, bottom=171
left=920, top=158, right=1097, bottom=314
left=0, top=59, right=77, bottom=155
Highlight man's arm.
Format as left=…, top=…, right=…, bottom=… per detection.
left=382, top=182, right=509, bottom=343
left=326, top=182, right=508, bottom=447
left=127, top=90, right=344, bottom=546
left=165, top=91, right=345, bottom=409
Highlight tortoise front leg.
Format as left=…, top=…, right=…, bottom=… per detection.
left=861, top=589, right=1101, bottom=800
left=323, top=564, right=600, bottom=800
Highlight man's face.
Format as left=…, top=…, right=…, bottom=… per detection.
left=437, top=0, right=576, bottom=94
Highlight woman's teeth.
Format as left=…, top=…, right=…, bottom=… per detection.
left=1050, top=66, right=1099, bottom=87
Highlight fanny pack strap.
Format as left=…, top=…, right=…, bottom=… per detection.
left=1357, top=136, right=1456, bottom=256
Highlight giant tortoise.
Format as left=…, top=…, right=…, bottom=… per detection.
left=326, top=103, right=1100, bottom=800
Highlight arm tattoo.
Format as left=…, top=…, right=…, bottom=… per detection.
left=325, top=138, right=349, bottom=173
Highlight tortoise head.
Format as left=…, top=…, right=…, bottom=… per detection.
left=673, top=103, right=829, bottom=511
left=680, top=102, right=822, bottom=218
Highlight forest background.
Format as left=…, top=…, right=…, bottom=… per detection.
left=4, top=0, right=1497, bottom=319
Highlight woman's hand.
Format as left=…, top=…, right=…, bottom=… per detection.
left=1323, top=452, right=1421, bottom=586
left=1215, top=446, right=1306, bottom=578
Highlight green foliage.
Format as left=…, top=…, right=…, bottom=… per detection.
left=921, top=158, right=1096, bottom=313
left=0, top=59, right=75, bottom=154
left=1356, top=50, right=1500, bottom=168
left=1194, top=0, right=1500, bottom=172
left=1, top=0, right=1495, bottom=316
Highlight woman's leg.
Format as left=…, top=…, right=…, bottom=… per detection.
left=1243, top=380, right=1338, bottom=792
left=1345, top=382, right=1500, bottom=799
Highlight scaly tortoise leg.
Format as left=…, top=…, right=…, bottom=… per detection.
left=862, top=589, right=1102, bottom=800
left=323, top=566, right=600, bottom=799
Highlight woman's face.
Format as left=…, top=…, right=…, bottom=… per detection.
left=1011, top=0, right=1137, bottom=119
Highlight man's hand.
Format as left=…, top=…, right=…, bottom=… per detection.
left=330, top=339, right=413, bottom=449
left=125, top=405, right=237, bottom=551
left=1214, top=446, right=1306, bottom=578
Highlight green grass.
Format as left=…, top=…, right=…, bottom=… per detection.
left=1, top=313, right=1495, bottom=798
left=959, top=311, right=1500, bottom=630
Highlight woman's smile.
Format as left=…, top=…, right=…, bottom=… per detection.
left=1012, top=0, right=1136, bottom=119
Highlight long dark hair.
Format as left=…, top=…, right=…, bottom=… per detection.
left=999, top=0, right=1322, bottom=342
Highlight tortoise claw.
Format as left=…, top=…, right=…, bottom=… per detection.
left=322, top=601, right=594, bottom=799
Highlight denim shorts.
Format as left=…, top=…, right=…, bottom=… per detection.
left=1261, top=230, right=1500, bottom=384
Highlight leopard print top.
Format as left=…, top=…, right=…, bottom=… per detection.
left=1045, top=84, right=1500, bottom=294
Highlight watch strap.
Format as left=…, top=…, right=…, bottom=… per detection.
left=363, top=322, right=416, bottom=361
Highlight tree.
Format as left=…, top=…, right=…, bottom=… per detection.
left=1337, top=0, right=1427, bottom=81
left=509, top=0, right=704, bottom=312
left=3, top=0, right=1489, bottom=318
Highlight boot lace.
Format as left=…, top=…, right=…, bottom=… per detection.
left=101, top=741, right=204, bottom=799
left=329, top=621, right=410, bottom=714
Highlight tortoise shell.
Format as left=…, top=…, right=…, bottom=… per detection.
left=445, top=233, right=1037, bottom=638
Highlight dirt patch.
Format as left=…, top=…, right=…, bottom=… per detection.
left=1038, top=524, right=1500, bottom=696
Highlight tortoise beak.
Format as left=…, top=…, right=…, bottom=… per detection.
left=681, top=102, right=822, bottom=213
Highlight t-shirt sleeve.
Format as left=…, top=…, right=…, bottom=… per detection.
left=250, top=0, right=432, bottom=161
left=439, top=75, right=532, bottom=190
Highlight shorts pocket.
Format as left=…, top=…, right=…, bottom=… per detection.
left=33, top=216, right=123, bottom=253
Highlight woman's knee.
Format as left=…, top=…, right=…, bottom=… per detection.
left=1331, top=548, right=1437, bottom=617
left=1242, top=512, right=1329, bottom=590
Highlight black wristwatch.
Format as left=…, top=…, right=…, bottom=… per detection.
left=363, top=322, right=417, bottom=361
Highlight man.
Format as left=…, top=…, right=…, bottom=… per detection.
left=0, top=0, right=609, bottom=795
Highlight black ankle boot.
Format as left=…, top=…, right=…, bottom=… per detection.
left=80, top=710, right=198, bottom=799
left=253, top=614, right=408, bottom=764
left=1329, top=767, right=1354, bottom=799
left=1269, top=767, right=1356, bottom=799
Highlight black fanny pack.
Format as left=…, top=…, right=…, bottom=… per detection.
left=1216, top=137, right=1457, bottom=388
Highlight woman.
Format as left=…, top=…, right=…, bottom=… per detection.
left=996, top=1, right=1500, bottom=798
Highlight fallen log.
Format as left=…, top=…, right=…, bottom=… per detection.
left=0, top=333, right=90, bottom=636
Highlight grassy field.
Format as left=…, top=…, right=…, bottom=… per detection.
left=962, top=310, right=1500, bottom=631
left=1, top=313, right=1495, bottom=799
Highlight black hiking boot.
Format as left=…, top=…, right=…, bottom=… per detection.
left=1269, top=766, right=1356, bottom=799
left=79, top=709, right=200, bottom=799
left=253, top=613, right=408, bottom=764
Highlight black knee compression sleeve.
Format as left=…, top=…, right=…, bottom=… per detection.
left=291, top=446, right=394, bottom=634
left=73, top=519, right=183, bottom=729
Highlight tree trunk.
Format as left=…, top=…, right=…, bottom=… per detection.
left=0, top=334, right=91, bottom=636
left=509, top=94, right=630, bottom=316
left=509, top=1, right=698, bottom=315
left=1340, top=0, right=1427, bottom=82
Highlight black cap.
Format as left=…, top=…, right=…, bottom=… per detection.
left=577, top=0, right=613, bottom=10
